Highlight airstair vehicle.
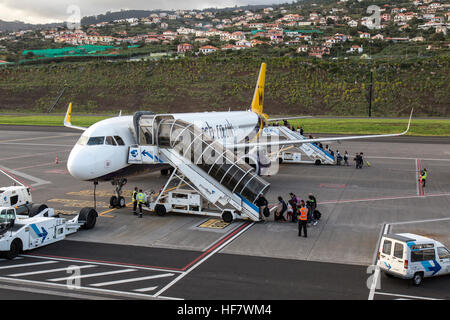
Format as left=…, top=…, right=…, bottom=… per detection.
left=262, top=126, right=335, bottom=165
left=127, top=114, right=270, bottom=222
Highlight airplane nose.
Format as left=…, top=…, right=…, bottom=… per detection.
left=67, top=146, right=96, bottom=181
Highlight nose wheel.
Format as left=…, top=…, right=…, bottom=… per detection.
left=110, top=178, right=127, bottom=208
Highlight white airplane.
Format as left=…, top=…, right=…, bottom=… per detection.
left=64, top=62, right=412, bottom=208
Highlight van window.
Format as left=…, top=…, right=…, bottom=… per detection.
left=437, top=247, right=450, bottom=259
left=393, top=243, right=404, bottom=259
left=411, top=249, right=436, bottom=262
left=10, top=195, right=18, bottom=206
left=382, top=239, right=392, bottom=255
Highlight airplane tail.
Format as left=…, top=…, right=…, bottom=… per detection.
left=251, top=63, right=267, bottom=118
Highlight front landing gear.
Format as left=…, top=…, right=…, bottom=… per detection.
left=110, top=178, right=128, bottom=208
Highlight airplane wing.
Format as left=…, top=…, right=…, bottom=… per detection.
left=267, top=116, right=312, bottom=122
left=229, top=109, right=413, bottom=149
left=64, top=102, right=87, bottom=131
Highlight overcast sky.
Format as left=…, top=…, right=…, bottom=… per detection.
left=0, top=0, right=291, bottom=24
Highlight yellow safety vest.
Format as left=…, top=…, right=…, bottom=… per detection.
left=422, top=171, right=427, bottom=180
left=136, top=193, right=145, bottom=203
left=298, top=207, right=308, bottom=221
left=132, top=191, right=137, bottom=203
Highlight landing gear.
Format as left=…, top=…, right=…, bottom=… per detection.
left=110, top=178, right=128, bottom=209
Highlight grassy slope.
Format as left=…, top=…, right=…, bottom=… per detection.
left=0, top=55, right=449, bottom=117
left=0, top=115, right=448, bottom=136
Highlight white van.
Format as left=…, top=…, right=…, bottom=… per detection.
left=377, top=233, right=450, bottom=286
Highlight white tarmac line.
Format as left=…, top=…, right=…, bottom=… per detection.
left=133, top=286, right=158, bottom=293
left=0, top=134, right=78, bottom=144
left=0, top=165, right=51, bottom=187
left=153, top=222, right=254, bottom=298
left=375, top=291, right=442, bottom=300
left=49, top=268, right=137, bottom=282
left=0, top=149, right=71, bottom=162
left=368, top=223, right=390, bottom=301
left=9, top=265, right=97, bottom=277
left=390, top=217, right=450, bottom=225
left=0, top=261, right=57, bottom=270
left=0, top=276, right=170, bottom=300
left=90, top=273, right=174, bottom=287
left=22, top=254, right=184, bottom=273
left=0, top=143, right=69, bottom=147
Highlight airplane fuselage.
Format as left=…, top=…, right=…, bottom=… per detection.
left=67, top=111, right=261, bottom=181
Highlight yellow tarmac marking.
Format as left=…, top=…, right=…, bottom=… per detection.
left=47, top=199, right=108, bottom=209
left=67, top=190, right=134, bottom=197
left=198, top=218, right=230, bottom=229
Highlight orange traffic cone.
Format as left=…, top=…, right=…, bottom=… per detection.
left=55, top=156, right=59, bottom=164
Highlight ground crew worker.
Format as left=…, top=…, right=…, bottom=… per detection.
left=298, top=200, right=308, bottom=238
left=421, top=168, right=427, bottom=188
left=136, top=189, right=145, bottom=218
left=132, top=187, right=138, bottom=215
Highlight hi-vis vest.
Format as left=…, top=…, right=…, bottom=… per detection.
left=136, top=193, right=145, bottom=203
left=132, top=190, right=137, bottom=203
left=422, top=171, right=427, bottom=180
left=298, top=207, right=308, bottom=221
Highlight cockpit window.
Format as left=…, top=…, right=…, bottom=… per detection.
left=105, top=136, right=117, bottom=146
left=87, top=137, right=105, bottom=145
left=76, top=135, right=89, bottom=146
left=114, top=136, right=125, bottom=146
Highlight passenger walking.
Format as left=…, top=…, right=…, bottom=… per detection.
left=306, top=193, right=317, bottom=225
left=289, top=193, right=299, bottom=222
left=336, top=150, right=342, bottom=166
left=255, top=194, right=269, bottom=221
left=297, top=200, right=308, bottom=238
left=344, top=151, right=349, bottom=166
left=300, top=127, right=304, bottom=136
left=136, top=189, right=145, bottom=218
left=132, top=187, right=138, bottom=215
left=275, top=196, right=287, bottom=221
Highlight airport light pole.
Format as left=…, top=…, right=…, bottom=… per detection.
left=368, top=69, right=373, bottom=118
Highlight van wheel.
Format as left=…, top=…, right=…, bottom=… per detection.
left=79, top=207, right=98, bottom=230
left=412, top=272, right=424, bottom=286
left=314, top=159, right=321, bottom=165
left=5, top=239, right=22, bottom=260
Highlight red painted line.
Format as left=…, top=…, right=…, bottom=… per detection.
left=417, top=159, right=424, bottom=196
left=0, top=167, right=34, bottom=191
left=181, top=222, right=250, bottom=271
left=318, top=192, right=450, bottom=205
left=22, top=222, right=252, bottom=273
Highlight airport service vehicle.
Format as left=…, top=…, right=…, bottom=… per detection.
left=0, top=205, right=97, bottom=260
left=378, top=233, right=450, bottom=286
left=63, top=63, right=412, bottom=222
left=0, top=186, right=48, bottom=216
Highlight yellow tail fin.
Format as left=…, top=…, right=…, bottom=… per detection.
left=251, top=63, right=266, bottom=116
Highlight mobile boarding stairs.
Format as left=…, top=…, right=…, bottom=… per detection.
left=127, top=114, right=270, bottom=223
left=263, top=126, right=335, bottom=165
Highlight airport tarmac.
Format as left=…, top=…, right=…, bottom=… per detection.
left=0, top=125, right=449, bottom=300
